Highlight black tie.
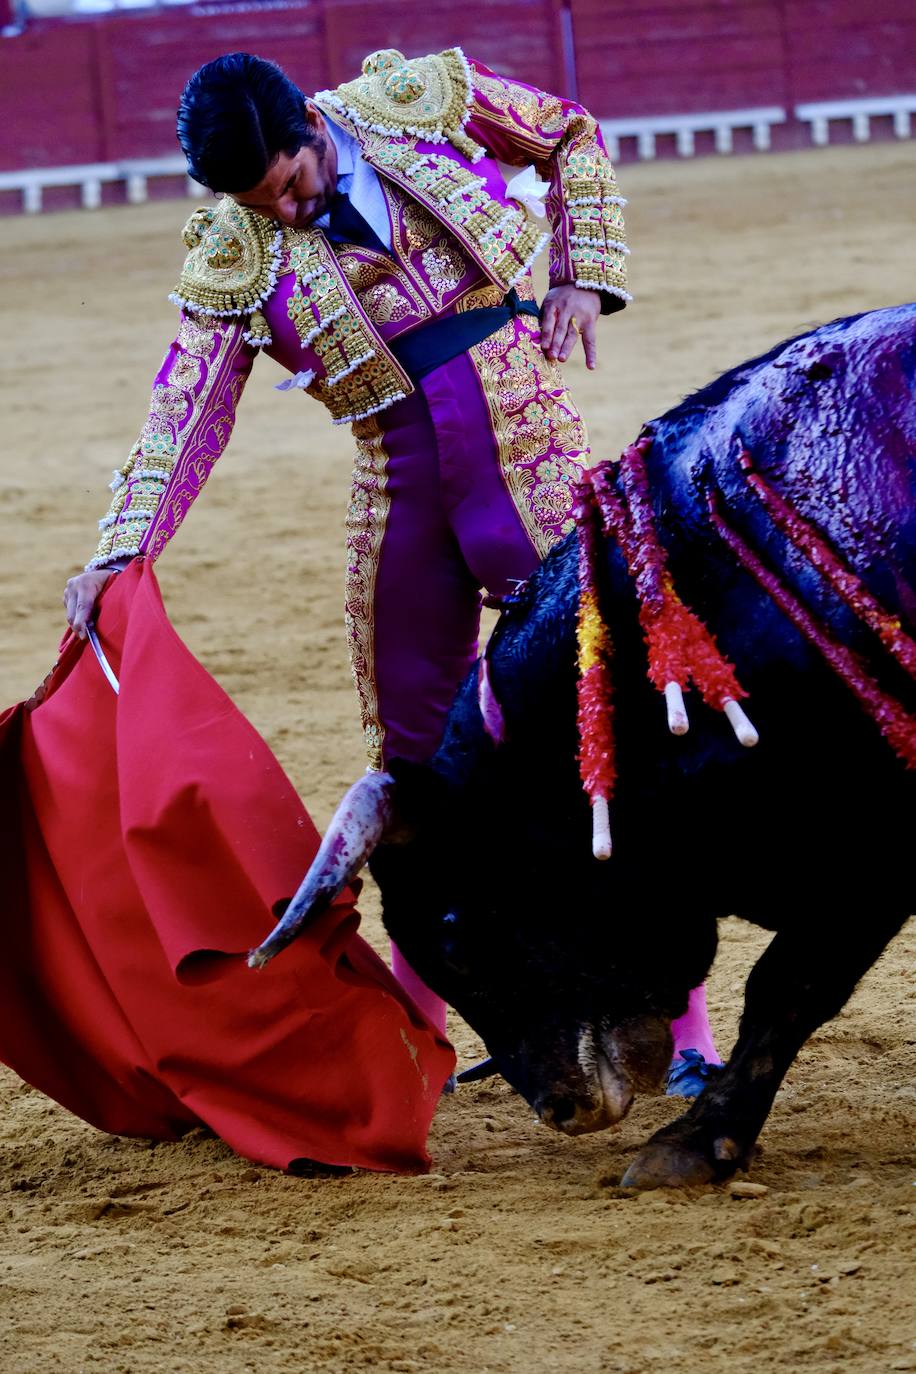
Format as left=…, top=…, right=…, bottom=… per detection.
left=325, top=192, right=389, bottom=257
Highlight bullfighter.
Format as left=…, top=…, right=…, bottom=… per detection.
left=63, top=47, right=719, bottom=1083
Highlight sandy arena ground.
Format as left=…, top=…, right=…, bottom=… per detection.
left=0, top=141, right=914, bottom=1372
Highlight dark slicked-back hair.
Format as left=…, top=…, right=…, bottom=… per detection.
left=177, top=53, right=317, bottom=193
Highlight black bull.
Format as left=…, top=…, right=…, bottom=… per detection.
left=253, top=304, right=915, bottom=1189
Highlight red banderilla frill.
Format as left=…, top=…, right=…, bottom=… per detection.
left=574, top=478, right=615, bottom=858
left=708, top=449, right=916, bottom=769
left=589, top=436, right=757, bottom=746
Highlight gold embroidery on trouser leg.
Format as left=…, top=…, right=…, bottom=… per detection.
left=464, top=313, right=589, bottom=559
left=345, top=417, right=392, bottom=770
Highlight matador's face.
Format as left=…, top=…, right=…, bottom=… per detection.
left=231, top=104, right=338, bottom=230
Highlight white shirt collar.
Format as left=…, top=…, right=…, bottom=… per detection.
left=322, top=115, right=355, bottom=183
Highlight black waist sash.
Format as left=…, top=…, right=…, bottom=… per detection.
left=390, top=289, right=540, bottom=382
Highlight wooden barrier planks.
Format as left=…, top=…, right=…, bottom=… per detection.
left=0, top=0, right=914, bottom=187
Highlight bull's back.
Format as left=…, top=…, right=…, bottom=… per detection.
left=646, top=304, right=916, bottom=667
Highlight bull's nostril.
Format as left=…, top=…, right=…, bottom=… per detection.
left=543, top=1096, right=578, bottom=1127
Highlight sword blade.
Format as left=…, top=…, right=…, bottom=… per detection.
left=86, top=623, right=120, bottom=695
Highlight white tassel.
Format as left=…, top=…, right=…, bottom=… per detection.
left=664, top=681, right=689, bottom=735
left=724, top=698, right=759, bottom=747
left=592, top=796, right=612, bottom=860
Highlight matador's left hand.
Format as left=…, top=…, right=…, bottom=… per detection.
left=539, top=286, right=602, bottom=370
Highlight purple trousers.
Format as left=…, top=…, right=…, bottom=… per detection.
left=345, top=314, right=587, bottom=770
left=343, top=315, right=589, bottom=1033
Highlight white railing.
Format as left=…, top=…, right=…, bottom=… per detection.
left=794, top=95, right=916, bottom=146
left=0, top=155, right=206, bottom=212
left=4, top=96, right=915, bottom=213
left=599, top=106, right=787, bottom=160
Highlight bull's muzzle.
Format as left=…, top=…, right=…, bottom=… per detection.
left=535, top=1032, right=636, bottom=1134
left=537, top=1071, right=634, bottom=1136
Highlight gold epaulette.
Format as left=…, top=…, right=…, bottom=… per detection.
left=169, top=199, right=283, bottom=347
left=315, top=47, right=486, bottom=163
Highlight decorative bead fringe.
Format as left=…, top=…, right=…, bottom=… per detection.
left=325, top=349, right=376, bottom=388
left=445, top=177, right=486, bottom=204
left=568, top=194, right=629, bottom=209
left=297, top=304, right=348, bottom=349
left=333, top=390, right=409, bottom=425
left=575, top=281, right=633, bottom=302
left=568, top=234, right=630, bottom=254
left=314, top=47, right=485, bottom=162
left=507, top=232, right=551, bottom=290
left=480, top=208, right=518, bottom=244
left=86, top=546, right=139, bottom=571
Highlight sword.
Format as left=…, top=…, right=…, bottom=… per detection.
left=86, top=622, right=120, bottom=695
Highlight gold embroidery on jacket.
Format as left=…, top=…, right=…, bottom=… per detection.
left=458, top=283, right=505, bottom=310
left=379, top=180, right=479, bottom=313
left=341, top=258, right=387, bottom=291
left=90, top=325, right=241, bottom=567
left=401, top=201, right=440, bottom=252
left=177, top=317, right=217, bottom=357
left=561, top=119, right=629, bottom=296
left=149, top=384, right=188, bottom=423
left=169, top=354, right=203, bottom=393
left=421, top=241, right=467, bottom=295
left=363, top=282, right=414, bottom=325
left=338, top=241, right=428, bottom=325
left=316, top=47, right=485, bottom=163
left=171, top=201, right=283, bottom=344
left=283, top=229, right=413, bottom=424
left=464, top=314, right=587, bottom=557
left=370, top=145, right=549, bottom=292
left=469, top=69, right=630, bottom=303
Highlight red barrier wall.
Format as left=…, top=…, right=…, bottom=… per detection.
left=0, top=0, right=914, bottom=171
left=320, top=0, right=569, bottom=95
left=1, top=22, right=102, bottom=167
left=783, top=0, right=916, bottom=104
left=94, top=4, right=328, bottom=161
left=571, top=0, right=789, bottom=119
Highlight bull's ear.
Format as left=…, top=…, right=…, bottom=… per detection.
left=384, top=758, right=455, bottom=838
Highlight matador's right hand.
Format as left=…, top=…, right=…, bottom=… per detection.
left=63, top=569, right=115, bottom=640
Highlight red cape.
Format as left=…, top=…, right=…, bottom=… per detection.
left=0, top=561, right=454, bottom=1172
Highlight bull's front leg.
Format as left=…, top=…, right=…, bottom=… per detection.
left=621, top=915, right=903, bottom=1189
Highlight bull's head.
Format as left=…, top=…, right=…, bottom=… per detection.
left=249, top=762, right=702, bottom=1135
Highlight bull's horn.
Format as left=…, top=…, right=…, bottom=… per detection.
left=248, top=771, right=397, bottom=969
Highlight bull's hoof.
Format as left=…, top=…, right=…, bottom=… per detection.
left=620, top=1141, right=717, bottom=1190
